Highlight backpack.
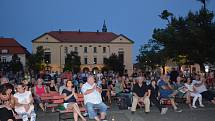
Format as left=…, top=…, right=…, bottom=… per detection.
left=118, top=96, right=128, bottom=110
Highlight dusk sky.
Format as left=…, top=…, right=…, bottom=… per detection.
left=0, top=0, right=215, bottom=62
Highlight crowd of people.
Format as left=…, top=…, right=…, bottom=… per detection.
left=1, top=69, right=215, bottom=121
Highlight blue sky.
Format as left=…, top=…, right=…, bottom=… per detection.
left=0, top=0, right=214, bottom=62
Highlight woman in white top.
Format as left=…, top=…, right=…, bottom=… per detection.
left=14, top=83, right=36, bottom=121
left=185, top=78, right=204, bottom=108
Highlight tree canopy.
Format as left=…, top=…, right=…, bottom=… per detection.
left=104, top=53, right=124, bottom=75
left=137, top=2, right=215, bottom=71
left=26, top=46, right=44, bottom=74
left=64, top=51, right=81, bottom=73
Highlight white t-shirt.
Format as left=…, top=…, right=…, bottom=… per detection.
left=14, top=91, right=34, bottom=114
left=185, top=83, right=194, bottom=92
left=81, top=82, right=102, bottom=104
left=192, top=80, right=207, bottom=93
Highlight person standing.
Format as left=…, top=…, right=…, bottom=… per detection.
left=81, top=76, right=108, bottom=121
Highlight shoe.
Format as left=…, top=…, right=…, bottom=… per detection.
left=131, top=111, right=135, bottom=114
left=192, top=105, right=197, bottom=109
left=161, top=108, right=168, bottom=115
left=199, top=104, right=205, bottom=107
left=145, top=112, right=150, bottom=114
left=82, top=112, right=88, bottom=117
left=174, top=108, right=182, bottom=112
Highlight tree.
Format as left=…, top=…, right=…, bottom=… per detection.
left=159, top=10, right=173, bottom=24
left=136, top=39, right=168, bottom=73
left=152, top=7, right=215, bottom=70
left=104, top=53, right=124, bottom=75
left=197, top=0, right=207, bottom=10
left=26, top=46, right=44, bottom=76
left=9, top=54, right=23, bottom=74
left=64, top=51, right=81, bottom=73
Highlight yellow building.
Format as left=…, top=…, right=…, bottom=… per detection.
left=32, top=27, right=134, bottom=75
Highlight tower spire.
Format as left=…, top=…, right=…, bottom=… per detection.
left=102, top=20, right=107, bottom=32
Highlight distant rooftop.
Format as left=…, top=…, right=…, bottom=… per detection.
left=32, top=31, right=134, bottom=43
left=0, top=38, right=29, bottom=54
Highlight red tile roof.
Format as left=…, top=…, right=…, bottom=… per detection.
left=47, top=31, right=119, bottom=43
left=0, top=38, right=29, bottom=54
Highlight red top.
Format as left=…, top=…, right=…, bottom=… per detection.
left=35, top=85, right=45, bottom=97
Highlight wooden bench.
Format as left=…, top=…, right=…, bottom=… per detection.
left=58, top=93, right=86, bottom=121
left=41, top=92, right=64, bottom=112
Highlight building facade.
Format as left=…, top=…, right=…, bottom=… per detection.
left=32, top=30, right=134, bottom=75
left=0, top=38, right=29, bottom=67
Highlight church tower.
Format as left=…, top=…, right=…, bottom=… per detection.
left=102, top=20, right=107, bottom=32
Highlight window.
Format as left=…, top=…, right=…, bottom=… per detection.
left=1, top=49, right=8, bottom=54
left=84, top=47, right=88, bottom=53
left=74, top=47, right=78, bottom=52
left=64, top=47, right=68, bottom=54
left=103, top=47, right=106, bottom=53
left=93, top=47, right=97, bottom=53
left=94, top=58, right=97, bottom=64
left=103, top=57, right=107, bottom=64
left=84, top=57, right=88, bottom=64
left=118, top=51, right=124, bottom=64
left=2, top=56, right=6, bottom=63
left=44, top=52, right=51, bottom=64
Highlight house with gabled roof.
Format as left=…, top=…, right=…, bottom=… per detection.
left=0, top=38, right=29, bottom=68
left=32, top=24, right=134, bottom=75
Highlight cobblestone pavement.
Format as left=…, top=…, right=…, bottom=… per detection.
left=37, top=102, right=215, bottom=121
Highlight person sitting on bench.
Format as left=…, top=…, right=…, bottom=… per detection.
left=62, top=80, right=86, bottom=121
left=158, top=75, right=182, bottom=112
left=82, top=76, right=108, bottom=121
left=131, top=76, right=150, bottom=114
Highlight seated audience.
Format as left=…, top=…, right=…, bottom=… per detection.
left=62, top=80, right=86, bottom=121
left=101, top=78, right=111, bottom=103
left=131, top=76, right=150, bottom=114
left=82, top=76, right=108, bottom=121
left=59, top=79, right=67, bottom=95
left=0, top=85, right=16, bottom=121
left=185, top=77, right=204, bottom=108
left=158, top=75, right=182, bottom=112
left=14, top=83, right=36, bottom=121
left=148, top=79, right=168, bottom=114
left=192, top=75, right=215, bottom=104
left=33, top=78, right=46, bottom=111
left=47, top=79, right=58, bottom=93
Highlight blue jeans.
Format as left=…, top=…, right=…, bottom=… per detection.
left=20, top=110, right=36, bottom=121
left=86, top=102, right=107, bottom=119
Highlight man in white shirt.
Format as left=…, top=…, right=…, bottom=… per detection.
left=81, top=76, right=107, bottom=121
